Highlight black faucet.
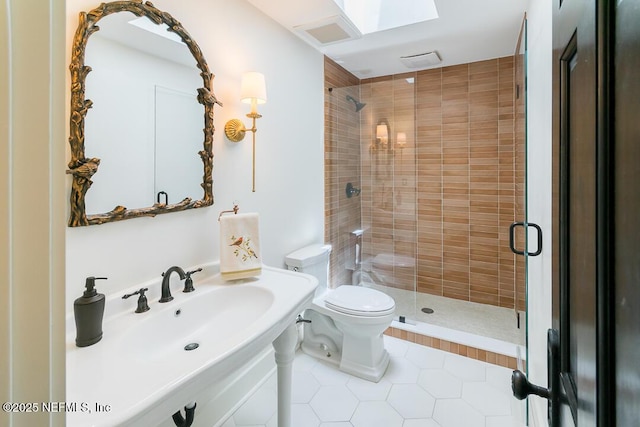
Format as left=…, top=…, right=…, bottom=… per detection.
left=122, top=288, right=150, bottom=313
left=183, top=268, right=203, bottom=293
left=159, top=266, right=186, bottom=303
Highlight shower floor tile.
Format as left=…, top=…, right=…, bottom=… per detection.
left=222, top=336, right=526, bottom=427
left=368, top=284, right=527, bottom=346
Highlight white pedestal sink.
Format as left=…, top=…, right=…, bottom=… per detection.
left=66, top=265, right=317, bottom=427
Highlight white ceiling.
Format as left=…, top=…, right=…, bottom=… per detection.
left=246, top=0, right=527, bottom=79
left=91, top=12, right=196, bottom=68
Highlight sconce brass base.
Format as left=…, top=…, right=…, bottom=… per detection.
left=224, top=113, right=261, bottom=192
left=225, top=119, right=247, bottom=142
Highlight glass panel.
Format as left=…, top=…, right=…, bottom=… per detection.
left=515, top=15, right=529, bottom=425
left=360, top=77, right=417, bottom=321
left=326, top=85, right=363, bottom=289
left=328, top=82, right=418, bottom=321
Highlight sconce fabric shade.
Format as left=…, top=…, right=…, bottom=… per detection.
left=396, top=132, right=407, bottom=146
left=240, top=72, right=267, bottom=105
left=376, top=124, right=388, bottom=139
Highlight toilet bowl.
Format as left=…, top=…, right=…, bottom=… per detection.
left=286, top=244, right=395, bottom=382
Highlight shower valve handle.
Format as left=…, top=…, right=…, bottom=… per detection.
left=346, top=182, right=361, bottom=198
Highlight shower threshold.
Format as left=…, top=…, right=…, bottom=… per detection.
left=388, top=317, right=525, bottom=364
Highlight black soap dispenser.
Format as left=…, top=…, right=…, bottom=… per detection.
left=74, top=276, right=107, bottom=347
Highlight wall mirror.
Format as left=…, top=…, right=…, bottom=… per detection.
left=67, top=1, right=221, bottom=226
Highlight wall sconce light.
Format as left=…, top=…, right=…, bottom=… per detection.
left=396, top=132, right=406, bottom=150
left=372, top=119, right=391, bottom=153
left=395, top=132, right=407, bottom=158
left=376, top=124, right=389, bottom=146
left=224, top=72, right=267, bottom=192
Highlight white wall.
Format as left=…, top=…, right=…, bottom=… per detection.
left=1, top=0, right=67, bottom=425
left=65, top=0, right=325, bottom=313
left=525, top=0, right=553, bottom=425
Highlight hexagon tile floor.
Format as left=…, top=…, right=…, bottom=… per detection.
left=222, top=336, right=526, bottom=427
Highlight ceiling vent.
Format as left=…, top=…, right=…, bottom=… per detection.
left=400, top=51, right=441, bottom=68
left=294, top=15, right=362, bottom=46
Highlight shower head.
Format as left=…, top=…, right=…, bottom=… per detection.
left=346, top=95, right=366, bottom=112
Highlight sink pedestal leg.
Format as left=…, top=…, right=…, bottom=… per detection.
left=272, top=323, right=297, bottom=427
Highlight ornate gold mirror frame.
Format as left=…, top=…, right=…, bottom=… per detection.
left=67, top=0, right=221, bottom=226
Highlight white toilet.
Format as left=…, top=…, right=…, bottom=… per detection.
left=285, top=244, right=395, bottom=382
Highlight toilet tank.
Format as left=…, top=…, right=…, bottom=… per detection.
left=285, top=244, right=332, bottom=292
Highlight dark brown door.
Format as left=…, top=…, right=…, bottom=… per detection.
left=555, top=5, right=596, bottom=427
left=553, top=0, right=598, bottom=425
left=552, top=0, right=640, bottom=426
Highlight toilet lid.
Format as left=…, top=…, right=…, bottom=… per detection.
left=324, top=286, right=395, bottom=317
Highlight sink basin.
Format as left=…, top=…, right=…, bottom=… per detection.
left=66, top=265, right=317, bottom=427
left=119, top=285, right=275, bottom=362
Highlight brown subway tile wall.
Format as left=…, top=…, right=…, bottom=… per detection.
left=324, top=57, right=361, bottom=288
left=362, top=57, right=524, bottom=311
left=325, top=56, right=525, bottom=311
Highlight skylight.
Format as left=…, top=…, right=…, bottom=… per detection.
left=332, top=0, right=438, bottom=35
left=128, top=17, right=185, bottom=45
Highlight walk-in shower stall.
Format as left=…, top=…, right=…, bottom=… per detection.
left=324, top=19, right=529, bottom=364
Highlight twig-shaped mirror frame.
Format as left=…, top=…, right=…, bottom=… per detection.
left=67, top=0, right=221, bottom=226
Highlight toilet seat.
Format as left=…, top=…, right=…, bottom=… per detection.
left=324, top=286, right=395, bottom=317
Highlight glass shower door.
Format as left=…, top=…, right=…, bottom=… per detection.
left=510, top=15, right=533, bottom=425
